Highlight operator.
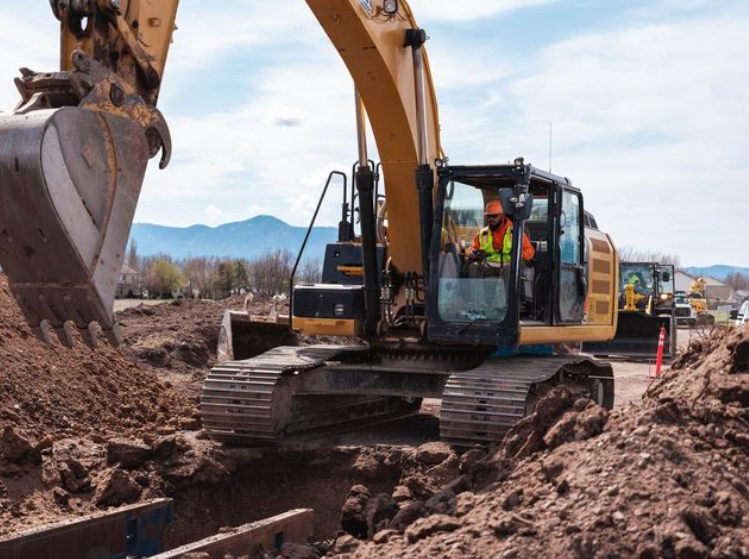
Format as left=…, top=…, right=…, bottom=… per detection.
left=466, top=200, right=535, bottom=281
left=626, top=272, right=647, bottom=294
left=627, top=273, right=642, bottom=287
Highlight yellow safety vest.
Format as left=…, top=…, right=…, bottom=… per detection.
left=479, top=226, right=512, bottom=264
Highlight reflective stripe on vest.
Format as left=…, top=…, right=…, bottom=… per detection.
left=479, top=225, right=512, bottom=264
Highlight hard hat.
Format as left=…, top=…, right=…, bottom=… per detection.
left=485, top=200, right=504, bottom=216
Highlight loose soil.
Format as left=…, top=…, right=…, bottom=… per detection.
left=2, top=270, right=747, bottom=559
left=325, top=326, right=749, bottom=559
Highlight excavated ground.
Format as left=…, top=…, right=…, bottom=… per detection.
left=1, top=271, right=747, bottom=559
left=308, top=326, right=749, bottom=559
left=0, top=278, right=438, bottom=544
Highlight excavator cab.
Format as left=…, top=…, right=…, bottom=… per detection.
left=582, top=262, right=677, bottom=359
left=429, top=162, right=590, bottom=347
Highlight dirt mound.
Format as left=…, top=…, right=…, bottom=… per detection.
left=0, top=277, right=194, bottom=445
left=332, top=328, right=749, bottom=559
left=116, top=299, right=226, bottom=377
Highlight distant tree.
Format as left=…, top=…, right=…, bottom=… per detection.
left=253, top=249, right=293, bottom=296
left=299, top=258, right=322, bottom=285
left=234, top=260, right=250, bottom=292
left=618, top=246, right=681, bottom=268
left=146, top=258, right=185, bottom=298
left=127, top=240, right=140, bottom=271
left=725, top=272, right=749, bottom=292
left=215, top=262, right=236, bottom=298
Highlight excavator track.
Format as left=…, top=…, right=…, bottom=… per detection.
left=200, top=345, right=418, bottom=445
left=440, top=356, right=614, bottom=448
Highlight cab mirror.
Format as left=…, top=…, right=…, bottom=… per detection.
left=661, top=271, right=671, bottom=282
left=730, top=310, right=739, bottom=320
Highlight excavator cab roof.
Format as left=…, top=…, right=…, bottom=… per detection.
left=439, top=163, right=576, bottom=192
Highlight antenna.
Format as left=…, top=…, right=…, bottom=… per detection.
left=549, top=122, right=553, bottom=173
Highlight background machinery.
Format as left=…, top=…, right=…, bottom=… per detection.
left=0, top=0, right=621, bottom=448
left=687, top=278, right=716, bottom=327
left=583, top=262, right=676, bottom=359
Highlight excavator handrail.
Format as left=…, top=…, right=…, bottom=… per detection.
left=288, top=170, right=349, bottom=320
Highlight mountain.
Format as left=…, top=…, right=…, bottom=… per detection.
left=683, top=265, right=749, bottom=281
left=129, top=215, right=338, bottom=261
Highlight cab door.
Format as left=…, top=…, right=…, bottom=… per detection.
left=556, top=189, right=586, bottom=323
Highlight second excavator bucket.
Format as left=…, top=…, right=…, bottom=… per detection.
left=0, top=106, right=151, bottom=347
left=217, top=297, right=298, bottom=362
left=582, top=312, right=676, bottom=360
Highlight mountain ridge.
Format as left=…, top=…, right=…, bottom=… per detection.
left=129, top=215, right=338, bottom=261
left=682, top=265, right=749, bottom=281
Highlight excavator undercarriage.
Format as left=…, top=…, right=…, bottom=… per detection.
left=200, top=345, right=614, bottom=448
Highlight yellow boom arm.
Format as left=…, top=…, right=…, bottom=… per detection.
left=306, top=0, right=443, bottom=274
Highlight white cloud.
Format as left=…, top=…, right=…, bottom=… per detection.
left=1, top=0, right=747, bottom=266
left=497, top=15, right=749, bottom=266
left=408, top=0, right=562, bottom=22
left=205, top=204, right=232, bottom=224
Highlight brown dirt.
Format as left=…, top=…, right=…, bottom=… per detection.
left=327, top=325, right=749, bottom=559
left=3, top=266, right=748, bottom=559
left=0, top=279, right=395, bottom=545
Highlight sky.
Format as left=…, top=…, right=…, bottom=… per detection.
left=1, top=0, right=747, bottom=267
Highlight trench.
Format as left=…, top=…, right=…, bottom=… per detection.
left=164, top=445, right=407, bottom=548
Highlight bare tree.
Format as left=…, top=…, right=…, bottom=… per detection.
left=618, top=246, right=681, bottom=267
left=127, top=240, right=140, bottom=271
left=725, top=272, right=749, bottom=292
left=252, top=249, right=294, bottom=295
left=299, top=258, right=323, bottom=285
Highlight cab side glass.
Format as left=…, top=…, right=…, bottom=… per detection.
left=559, top=191, right=585, bottom=322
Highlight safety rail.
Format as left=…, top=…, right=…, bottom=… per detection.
left=288, top=170, right=348, bottom=319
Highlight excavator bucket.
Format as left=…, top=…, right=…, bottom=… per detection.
left=0, top=106, right=151, bottom=347
left=583, top=311, right=676, bottom=360
left=217, top=299, right=298, bottom=363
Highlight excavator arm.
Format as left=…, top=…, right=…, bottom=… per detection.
left=0, top=0, right=179, bottom=346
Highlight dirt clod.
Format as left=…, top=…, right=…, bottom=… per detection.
left=93, top=468, right=142, bottom=507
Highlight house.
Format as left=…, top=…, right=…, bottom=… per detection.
left=674, top=271, right=696, bottom=293
left=116, top=264, right=142, bottom=298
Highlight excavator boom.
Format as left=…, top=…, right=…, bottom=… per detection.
left=0, top=0, right=178, bottom=346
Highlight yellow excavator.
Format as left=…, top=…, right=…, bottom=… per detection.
left=0, top=0, right=620, bottom=447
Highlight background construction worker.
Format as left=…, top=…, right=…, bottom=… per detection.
left=467, top=199, right=535, bottom=281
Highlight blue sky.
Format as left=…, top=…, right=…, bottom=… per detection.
left=1, top=0, right=747, bottom=267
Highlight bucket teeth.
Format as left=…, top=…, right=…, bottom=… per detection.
left=80, top=322, right=101, bottom=349
left=54, top=321, right=75, bottom=348
left=32, top=321, right=52, bottom=344
left=103, top=323, right=122, bottom=347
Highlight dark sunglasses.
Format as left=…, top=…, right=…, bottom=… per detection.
left=485, top=213, right=501, bottom=218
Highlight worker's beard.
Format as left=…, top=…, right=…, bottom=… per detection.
left=490, top=218, right=504, bottom=232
